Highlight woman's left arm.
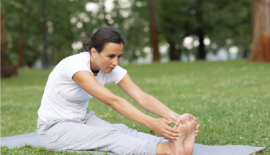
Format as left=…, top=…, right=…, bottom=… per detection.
left=118, top=73, right=181, bottom=123
left=118, top=74, right=200, bottom=135
left=118, top=74, right=200, bottom=136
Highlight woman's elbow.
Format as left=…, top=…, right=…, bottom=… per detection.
left=137, top=93, right=149, bottom=106
left=106, top=96, right=121, bottom=109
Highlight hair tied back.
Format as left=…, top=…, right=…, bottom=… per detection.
left=83, top=38, right=91, bottom=52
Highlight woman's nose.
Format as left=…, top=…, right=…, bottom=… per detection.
left=112, top=58, right=118, bottom=66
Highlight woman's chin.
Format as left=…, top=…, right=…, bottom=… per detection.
left=104, top=70, right=113, bottom=74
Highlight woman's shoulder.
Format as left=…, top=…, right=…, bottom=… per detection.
left=53, top=52, right=91, bottom=80
left=55, top=52, right=89, bottom=67
left=63, top=52, right=89, bottom=62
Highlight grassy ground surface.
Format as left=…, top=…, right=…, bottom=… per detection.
left=1, top=60, right=269, bottom=154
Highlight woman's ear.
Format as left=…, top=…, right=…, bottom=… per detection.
left=91, top=48, right=97, bottom=58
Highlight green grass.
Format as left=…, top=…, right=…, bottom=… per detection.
left=1, top=60, right=269, bottom=154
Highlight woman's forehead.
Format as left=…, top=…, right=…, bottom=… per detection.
left=102, top=43, right=123, bottom=54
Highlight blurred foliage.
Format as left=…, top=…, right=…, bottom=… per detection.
left=2, top=0, right=251, bottom=67
left=2, top=0, right=86, bottom=67
left=158, top=0, right=251, bottom=59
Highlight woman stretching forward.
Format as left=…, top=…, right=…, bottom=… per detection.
left=37, top=26, right=200, bottom=155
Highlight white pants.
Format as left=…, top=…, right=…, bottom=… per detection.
left=37, top=111, right=167, bottom=155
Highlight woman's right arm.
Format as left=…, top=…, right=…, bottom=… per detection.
left=72, top=70, right=180, bottom=140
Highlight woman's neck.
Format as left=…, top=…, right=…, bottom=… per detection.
left=89, top=53, right=100, bottom=75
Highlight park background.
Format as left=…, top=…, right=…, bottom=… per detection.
left=1, top=0, right=270, bottom=154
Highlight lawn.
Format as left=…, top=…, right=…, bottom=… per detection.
left=1, top=60, right=269, bottom=154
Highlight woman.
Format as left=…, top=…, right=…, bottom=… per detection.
left=37, top=27, right=199, bottom=155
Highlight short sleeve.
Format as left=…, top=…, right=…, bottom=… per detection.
left=109, top=65, right=127, bottom=84
left=64, top=57, right=93, bottom=81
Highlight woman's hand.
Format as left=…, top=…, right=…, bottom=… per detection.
left=175, top=113, right=200, bottom=136
left=147, top=118, right=180, bottom=140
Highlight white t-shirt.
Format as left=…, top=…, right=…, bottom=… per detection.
left=38, top=52, right=127, bottom=121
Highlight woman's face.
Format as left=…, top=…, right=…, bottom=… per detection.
left=93, top=42, right=123, bottom=74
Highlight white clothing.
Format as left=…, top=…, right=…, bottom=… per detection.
left=38, top=52, right=127, bottom=121
left=37, top=111, right=166, bottom=154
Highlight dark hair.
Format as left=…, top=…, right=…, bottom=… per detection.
left=83, top=26, right=124, bottom=53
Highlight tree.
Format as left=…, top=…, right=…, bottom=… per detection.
left=2, top=0, right=253, bottom=66
left=158, top=0, right=196, bottom=60
left=248, top=0, right=270, bottom=62
left=2, top=0, right=153, bottom=66
left=1, top=12, right=18, bottom=77
left=17, top=0, right=25, bottom=68
left=109, top=0, right=152, bottom=62
left=42, top=0, right=49, bottom=69
left=158, top=0, right=251, bottom=61
left=2, top=0, right=88, bottom=67
left=148, top=0, right=160, bottom=62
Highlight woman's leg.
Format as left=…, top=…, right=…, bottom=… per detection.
left=38, top=119, right=158, bottom=155
left=83, top=111, right=196, bottom=155
left=85, top=111, right=167, bottom=144
left=113, top=124, right=167, bottom=143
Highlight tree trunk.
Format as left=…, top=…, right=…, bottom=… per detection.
left=17, top=0, right=25, bottom=68
left=248, top=0, right=270, bottom=62
left=197, top=30, right=206, bottom=60
left=149, top=0, right=160, bottom=62
left=1, top=12, right=18, bottom=78
left=42, top=0, right=49, bottom=68
left=168, top=40, right=181, bottom=60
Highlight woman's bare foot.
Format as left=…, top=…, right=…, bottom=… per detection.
left=175, top=114, right=200, bottom=137
left=156, top=120, right=187, bottom=155
left=171, top=121, right=188, bottom=155
left=183, top=116, right=197, bottom=155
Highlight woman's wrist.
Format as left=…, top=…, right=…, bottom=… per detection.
left=167, top=112, right=180, bottom=124
left=143, top=116, right=156, bottom=129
